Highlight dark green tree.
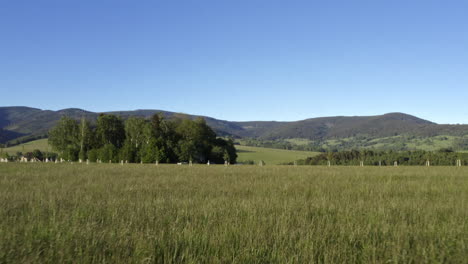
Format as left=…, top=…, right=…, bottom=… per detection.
left=49, top=116, right=80, bottom=160
left=98, top=143, right=118, bottom=163
left=96, top=114, right=125, bottom=148
left=32, top=149, right=43, bottom=160
left=175, top=118, right=217, bottom=163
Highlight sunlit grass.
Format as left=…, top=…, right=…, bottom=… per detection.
left=1, top=164, right=467, bottom=263
left=2, top=138, right=49, bottom=154
left=236, top=145, right=318, bottom=164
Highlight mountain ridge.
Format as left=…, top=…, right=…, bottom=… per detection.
left=0, top=106, right=467, bottom=144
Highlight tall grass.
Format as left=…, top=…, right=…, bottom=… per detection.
left=0, top=164, right=467, bottom=263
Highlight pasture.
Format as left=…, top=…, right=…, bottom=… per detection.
left=1, top=163, right=467, bottom=263
left=2, top=138, right=49, bottom=154
left=236, top=145, right=318, bottom=164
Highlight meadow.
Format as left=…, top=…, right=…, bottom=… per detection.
left=236, top=145, right=318, bottom=164
left=1, top=163, right=467, bottom=263
left=2, top=138, right=49, bottom=154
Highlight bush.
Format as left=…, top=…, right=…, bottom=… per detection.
left=87, top=149, right=98, bottom=162
left=98, top=144, right=118, bottom=163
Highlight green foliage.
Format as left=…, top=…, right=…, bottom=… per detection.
left=453, top=137, right=468, bottom=150
left=118, top=117, right=149, bottom=163
left=47, top=114, right=237, bottom=163
left=78, top=118, right=93, bottom=160
left=0, top=151, right=9, bottom=159
left=300, top=150, right=468, bottom=166
left=119, top=141, right=138, bottom=163
left=4, top=106, right=468, bottom=154
left=210, top=138, right=237, bottom=163
left=87, top=149, right=98, bottom=162
left=96, top=114, right=126, bottom=148
left=124, top=117, right=148, bottom=149
left=241, top=134, right=468, bottom=153
left=48, top=116, right=80, bottom=160
left=175, top=118, right=216, bottom=163
left=32, top=149, right=43, bottom=160
left=98, top=144, right=119, bottom=163
left=140, top=138, right=160, bottom=163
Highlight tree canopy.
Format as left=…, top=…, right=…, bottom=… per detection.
left=49, top=114, right=237, bottom=164
left=297, top=150, right=468, bottom=166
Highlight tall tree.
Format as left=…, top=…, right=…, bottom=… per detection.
left=49, top=116, right=80, bottom=160
left=125, top=117, right=147, bottom=148
left=78, top=117, right=93, bottom=160
left=96, top=114, right=125, bottom=148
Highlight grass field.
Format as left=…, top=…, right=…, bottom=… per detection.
left=236, top=145, right=318, bottom=164
left=1, top=163, right=467, bottom=263
left=2, top=138, right=49, bottom=154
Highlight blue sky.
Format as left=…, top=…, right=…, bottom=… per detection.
left=1, top=0, right=467, bottom=124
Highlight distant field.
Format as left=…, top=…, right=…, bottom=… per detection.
left=1, top=164, right=467, bottom=263
left=2, top=139, right=49, bottom=154
left=236, top=145, right=318, bottom=164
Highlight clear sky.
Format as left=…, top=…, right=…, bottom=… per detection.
left=1, top=0, right=467, bottom=124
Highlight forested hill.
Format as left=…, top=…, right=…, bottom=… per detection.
left=1, top=106, right=468, bottom=144
left=0, top=107, right=245, bottom=143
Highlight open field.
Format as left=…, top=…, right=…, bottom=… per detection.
left=2, top=138, right=49, bottom=154
left=236, top=145, right=318, bottom=164
left=1, top=164, right=467, bottom=263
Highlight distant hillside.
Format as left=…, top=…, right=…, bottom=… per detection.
left=257, top=113, right=436, bottom=140
left=235, top=113, right=468, bottom=140
left=0, top=107, right=245, bottom=144
left=1, top=106, right=467, bottom=145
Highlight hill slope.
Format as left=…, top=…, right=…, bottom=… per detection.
left=258, top=113, right=435, bottom=140
left=1, top=106, right=467, bottom=144
left=0, top=107, right=245, bottom=143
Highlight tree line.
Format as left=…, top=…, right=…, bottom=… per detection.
left=48, top=114, right=237, bottom=164
left=240, top=138, right=327, bottom=152
left=296, top=149, right=468, bottom=166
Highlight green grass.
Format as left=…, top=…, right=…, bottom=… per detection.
left=2, top=138, right=50, bottom=155
left=236, top=145, right=318, bottom=164
left=0, top=164, right=467, bottom=263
